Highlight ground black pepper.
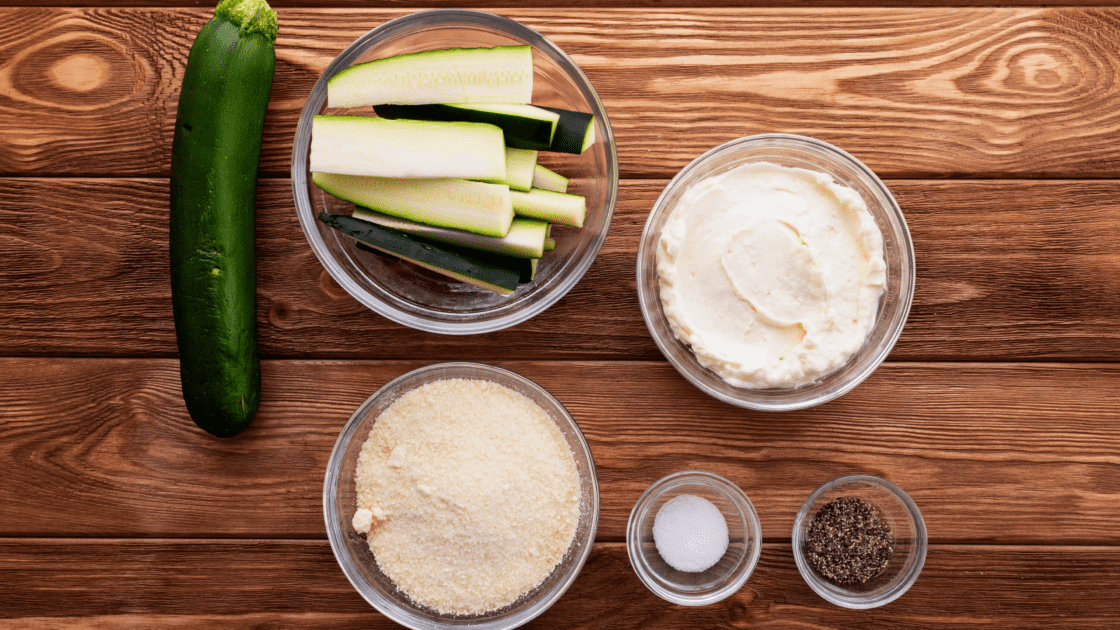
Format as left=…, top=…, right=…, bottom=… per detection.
left=804, top=497, right=893, bottom=587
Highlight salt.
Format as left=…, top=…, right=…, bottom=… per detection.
left=653, top=494, right=730, bottom=573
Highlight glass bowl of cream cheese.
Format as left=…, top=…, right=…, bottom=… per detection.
left=637, top=134, right=915, bottom=411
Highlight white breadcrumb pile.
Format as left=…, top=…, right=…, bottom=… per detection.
left=353, top=378, right=582, bottom=615
left=352, top=508, right=374, bottom=534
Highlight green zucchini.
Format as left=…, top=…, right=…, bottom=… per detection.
left=442, top=245, right=539, bottom=284
left=355, top=241, right=399, bottom=261
left=355, top=242, right=538, bottom=284
left=511, top=188, right=587, bottom=227
left=310, top=115, right=507, bottom=181
left=319, top=213, right=521, bottom=295
left=328, top=46, right=533, bottom=108
left=541, top=106, right=596, bottom=154
left=503, top=147, right=538, bottom=192
left=313, top=172, right=514, bottom=237
left=374, top=102, right=559, bottom=150
left=532, top=164, right=569, bottom=193
left=352, top=208, right=547, bottom=258
left=170, top=0, right=276, bottom=438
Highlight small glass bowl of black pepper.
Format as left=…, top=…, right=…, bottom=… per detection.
left=792, top=475, right=926, bottom=609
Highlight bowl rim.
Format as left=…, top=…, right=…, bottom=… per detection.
left=625, top=470, right=763, bottom=606
left=636, top=132, right=916, bottom=411
left=322, top=361, right=601, bottom=629
left=292, top=9, right=619, bottom=335
left=790, top=474, right=927, bottom=609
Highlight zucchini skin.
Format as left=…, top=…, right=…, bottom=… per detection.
left=318, top=213, right=521, bottom=294
left=373, top=103, right=555, bottom=150
left=541, top=106, right=595, bottom=154
left=170, top=15, right=274, bottom=438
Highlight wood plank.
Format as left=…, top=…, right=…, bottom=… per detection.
left=5, top=8, right=1120, bottom=178
left=2, top=540, right=1119, bottom=627
left=12, top=0, right=1120, bottom=8
left=3, top=178, right=1119, bottom=361
left=1, top=358, right=1119, bottom=543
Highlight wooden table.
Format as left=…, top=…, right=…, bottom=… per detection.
left=3, top=1, right=1120, bottom=627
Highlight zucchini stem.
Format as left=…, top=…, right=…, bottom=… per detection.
left=216, top=0, right=278, bottom=43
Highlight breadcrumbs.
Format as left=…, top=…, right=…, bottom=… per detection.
left=354, top=378, right=582, bottom=615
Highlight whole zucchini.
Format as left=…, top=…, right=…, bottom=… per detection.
left=170, top=0, right=277, bottom=437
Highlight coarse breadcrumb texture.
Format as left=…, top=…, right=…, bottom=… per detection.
left=354, top=378, right=582, bottom=616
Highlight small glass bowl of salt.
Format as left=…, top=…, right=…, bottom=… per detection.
left=626, top=471, right=762, bottom=605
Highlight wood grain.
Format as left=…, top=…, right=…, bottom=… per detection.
left=3, top=178, right=1119, bottom=361
left=5, top=8, right=1120, bottom=178
left=2, top=358, right=1119, bottom=543
left=12, top=0, right=1120, bottom=7
left=2, top=3, right=1117, bottom=627
left=2, top=541, right=1119, bottom=628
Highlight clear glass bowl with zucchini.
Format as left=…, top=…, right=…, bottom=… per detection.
left=292, top=9, right=618, bottom=334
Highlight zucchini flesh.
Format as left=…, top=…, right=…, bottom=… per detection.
left=503, top=147, right=538, bottom=192
left=511, top=188, right=587, bottom=227
left=310, top=115, right=506, bottom=181
left=170, top=0, right=276, bottom=438
left=328, top=45, right=533, bottom=108
left=314, top=172, right=514, bottom=237
left=318, top=213, right=521, bottom=295
left=374, top=102, right=558, bottom=150
left=532, top=164, right=569, bottom=193
left=352, top=208, right=547, bottom=258
left=541, top=106, right=596, bottom=154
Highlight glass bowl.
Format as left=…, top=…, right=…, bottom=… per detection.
left=792, top=475, right=927, bottom=609
left=626, top=471, right=762, bottom=606
left=323, top=362, right=600, bottom=629
left=292, top=10, right=618, bottom=335
left=636, top=134, right=915, bottom=410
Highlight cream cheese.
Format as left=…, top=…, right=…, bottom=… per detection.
left=656, top=162, right=886, bottom=389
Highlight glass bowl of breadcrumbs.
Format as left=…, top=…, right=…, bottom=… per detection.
left=324, top=362, right=600, bottom=629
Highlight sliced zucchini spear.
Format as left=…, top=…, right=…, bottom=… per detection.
left=356, top=242, right=539, bottom=284
left=328, top=45, right=534, bottom=107
left=318, top=212, right=522, bottom=295
left=352, top=208, right=548, bottom=259
left=310, top=115, right=507, bottom=182
left=532, top=164, right=569, bottom=193
left=511, top=188, right=587, bottom=228
left=375, top=102, right=558, bottom=151
left=503, top=147, right=539, bottom=192
left=541, top=106, right=595, bottom=154
left=313, top=171, right=514, bottom=238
